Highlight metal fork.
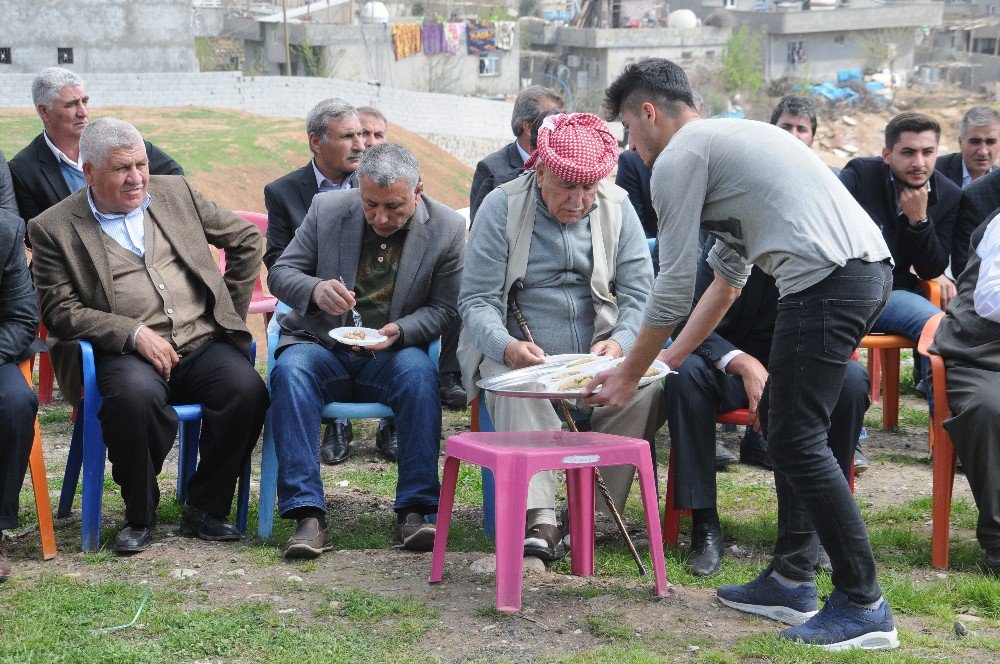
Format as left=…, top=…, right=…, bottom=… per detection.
left=338, top=275, right=363, bottom=328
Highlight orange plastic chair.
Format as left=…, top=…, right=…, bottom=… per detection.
left=862, top=280, right=941, bottom=431
left=16, top=360, right=57, bottom=560
left=231, top=211, right=278, bottom=327
left=916, top=312, right=954, bottom=569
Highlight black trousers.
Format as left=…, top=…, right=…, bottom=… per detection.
left=0, top=363, right=37, bottom=531
left=439, top=317, right=461, bottom=378
left=95, top=339, right=268, bottom=527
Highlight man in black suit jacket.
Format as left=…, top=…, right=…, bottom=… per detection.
left=468, top=85, right=562, bottom=223
left=9, top=67, right=182, bottom=224
left=0, top=151, right=18, bottom=218
left=661, top=240, right=869, bottom=576
left=615, top=150, right=656, bottom=239
left=954, top=168, right=1000, bottom=275
left=0, top=209, right=47, bottom=580
left=934, top=106, right=1000, bottom=190
left=840, top=112, right=961, bottom=391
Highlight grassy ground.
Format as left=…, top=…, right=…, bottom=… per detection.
left=2, top=349, right=999, bottom=662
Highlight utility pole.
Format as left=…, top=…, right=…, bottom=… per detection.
left=282, top=0, right=292, bottom=76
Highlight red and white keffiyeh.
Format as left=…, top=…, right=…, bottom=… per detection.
left=524, top=112, right=618, bottom=184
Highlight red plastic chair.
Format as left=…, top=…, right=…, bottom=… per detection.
left=230, top=211, right=278, bottom=326
left=32, top=322, right=55, bottom=405
left=916, top=312, right=955, bottom=569
left=662, top=409, right=856, bottom=547
left=862, top=280, right=941, bottom=431
left=17, top=359, right=57, bottom=560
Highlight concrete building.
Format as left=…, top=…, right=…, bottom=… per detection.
left=0, top=0, right=197, bottom=74
left=671, top=0, right=943, bottom=82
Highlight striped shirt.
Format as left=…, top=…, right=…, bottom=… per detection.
left=86, top=188, right=152, bottom=256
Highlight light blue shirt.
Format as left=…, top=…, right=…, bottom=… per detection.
left=312, top=159, right=354, bottom=192
left=87, top=188, right=151, bottom=256
left=516, top=141, right=531, bottom=165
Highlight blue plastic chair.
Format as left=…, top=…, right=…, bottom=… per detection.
left=57, top=340, right=254, bottom=552
left=257, top=304, right=440, bottom=538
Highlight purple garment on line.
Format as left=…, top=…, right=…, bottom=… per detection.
left=423, top=22, right=446, bottom=55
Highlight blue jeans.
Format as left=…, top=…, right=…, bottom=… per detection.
left=270, top=342, right=442, bottom=516
left=868, top=287, right=941, bottom=388
left=764, top=259, right=891, bottom=605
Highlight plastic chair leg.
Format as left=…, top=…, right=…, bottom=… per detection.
left=881, top=348, right=901, bottom=430
left=58, top=417, right=84, bottom=519
left=80, top=396, right=107, bottom=553
left=475, top=395, right=498, bottom=537
left=931, top=438, right=957, bottom=569
left=867, top=348, right=882, bottom=405
left=492, top=465, right=530, bottom=613
left=662, top=450, right=683, bottom=547
left=236, top=456, right=251, bottom=533
left=176, top=418, right=201, bottom=505
left=38, top=353, right=54, bottom=405
left=29, top=414, right=57, bottom=559
left=257, top=410, right=278, bottom=539
left=635, top=456, right=668, bottom=597
left=430, top=455, right=461, bottom=583
left=566, top=467, right=596, bottom=577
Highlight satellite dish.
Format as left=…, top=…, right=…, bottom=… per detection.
left=667, top=9, right=698, bottom=29
left=361, top=1, right=389, bottom=24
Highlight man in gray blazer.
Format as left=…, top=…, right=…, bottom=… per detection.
left=268, top=143, right=465, bottom=558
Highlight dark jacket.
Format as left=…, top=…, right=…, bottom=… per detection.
left=840, top=157, right=960, bottom=291
left=0, top=210, right=45, bottom=365
left=678, top=239, right=779, bottom=367
left=935, top=152, right=965, bottom=190
left=615, top=150, right=657, bottom=239
left=469, top=141, right=523, bottom=223
left=953, top=168, right=1000, bottom=276
left=262, top=163, right=359, bottom=270
left=9, top=133, right=183, bottom=224
left=0, top=150, right=19, bottom=218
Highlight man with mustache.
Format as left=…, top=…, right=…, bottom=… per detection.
left=265, top=99, right=389, bottom=466
left=936, top=106, right=1000, bottom=190
left=27, top=118, right=268, bottom=555
left=839, top=112, right=961, bottom=394
left=9, top=67, right=182, bottom=226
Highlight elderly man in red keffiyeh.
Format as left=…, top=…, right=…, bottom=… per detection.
left=457, top=112, right=665, bottom=561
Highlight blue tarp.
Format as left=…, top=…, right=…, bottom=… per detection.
left=809, top=82, right=859, bottom=103
left=837, top=69, right=863, bottom=84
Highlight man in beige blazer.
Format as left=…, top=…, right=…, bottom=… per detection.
left=28, top=118, right=268, bottom=554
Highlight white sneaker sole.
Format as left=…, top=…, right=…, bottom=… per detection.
left=808, top=628, right=899, bottom=652
left=717, top=596, right=818, bottom=625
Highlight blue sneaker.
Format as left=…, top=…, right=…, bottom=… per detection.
left=717, top=569, right=818, bottom=625
left=780, top=590, right=899, bottom=651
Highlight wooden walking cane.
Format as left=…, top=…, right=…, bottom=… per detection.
left=508, top=290, right=648, bottom=576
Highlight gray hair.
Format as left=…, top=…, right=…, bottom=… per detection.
left=306, top=98, right=358, bottom=141
left=357, top=105, right=386, bottom=126
left=959, top=105, right=1000, bottom=140
left=511, top=85, right=564, bottom=137
left=32, top=66, right=85, bottom=109
left=80, top=118, right=144, bottom=167
left=356, top=143, right=419, bottom=189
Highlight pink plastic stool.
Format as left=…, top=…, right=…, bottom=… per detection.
left=429, top=430, right=669, bottom=613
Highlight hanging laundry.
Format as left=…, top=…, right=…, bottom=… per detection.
left=444, top=22, right=465, bottom=55
left=495, top=21, right=516, bottom=51
left=392, top=23, right=422, bottom=60
left=466, top=20, right=496, bottom=55
left=423, top=22, right=446, bottom=55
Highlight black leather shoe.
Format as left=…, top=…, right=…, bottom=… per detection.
left=376, top=418, right=398, bottom=462
left=983, top=547, right=1000, bottom=575
left=439, top=373, right=467, bottom=410
left=739, top=428, right=773, bottom=470
left=179, top=505, right=241, bottom=542
left=114, top=523, right=154, bottom=554
left=688, top=521, right=724, bottom=576
left=715, top=441, right=738, bottom=470
left=321, top=420, right=352, bottom=465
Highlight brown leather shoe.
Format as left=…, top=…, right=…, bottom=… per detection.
left=393, top=513, right=436, bottom=552
left=523, top=523, right=567, bottom=562
left=0, top=546, right=10, bottom=582
left=284, top=517, right=333, bottom=559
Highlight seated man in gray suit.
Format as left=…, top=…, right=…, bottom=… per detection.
left=268, top=143, right=466, bottom=558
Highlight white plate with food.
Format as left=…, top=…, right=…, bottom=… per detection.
left=478, top=355, right=672, bottom=399
left=329, top=327, right=388, bottom=347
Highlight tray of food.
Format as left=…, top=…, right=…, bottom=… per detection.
left=329, top=326, right=388, bottom=347
left=477, top=353, right=672, bottom=399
